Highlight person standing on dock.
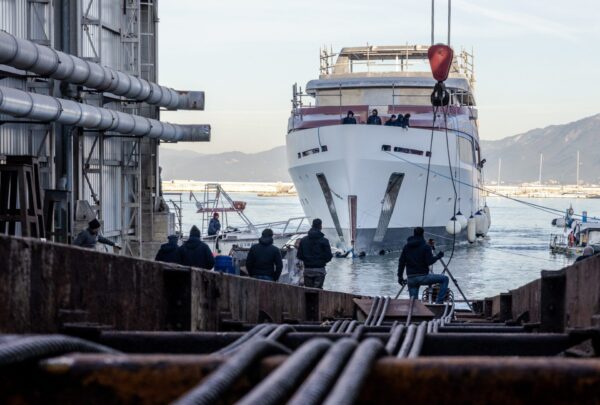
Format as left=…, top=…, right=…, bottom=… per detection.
left=73, top=218, right=121, bottom=251
left=342, top=110, right=357, bottom=124
left=297, top=218, right=333, bottom=289
left=246, top=229, right=283, bottom=282
left=177, top=225, right=215, bottom=270
left=397, top=227, right=448, bottom=304
left=208, top=213, right=221, bottom=236
left=155, top=235, right=180, bottom=264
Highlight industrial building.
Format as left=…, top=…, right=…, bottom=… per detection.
left=0, top=0, right=209, bottom=258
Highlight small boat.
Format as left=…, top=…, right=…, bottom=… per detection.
left=191, top=183, right=309, bottom=254
left=550, top=222, right=600, bottom=256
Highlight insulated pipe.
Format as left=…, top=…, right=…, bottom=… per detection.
left=288, top=338, right=358, bottom=405
left=0, top=86, right=210, bottom=142
left=0, top=30, right=203, bottom=110
left=237, top=339, right=332, bottom=405
left=376, top=296, right=390, bottom=326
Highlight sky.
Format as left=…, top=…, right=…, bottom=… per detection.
left=158, top=0, right=600, bottom=154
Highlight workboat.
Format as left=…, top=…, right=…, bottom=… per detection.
left=550, top=221, right=600, bottom=256
left=286, top=45, right=488, bottom=255
left=191, top=183, right=308, bottom=253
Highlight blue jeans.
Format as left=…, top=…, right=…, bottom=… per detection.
left=407, top=274, right=449, bottom=304
left=253, top=275, right=274, bottom=282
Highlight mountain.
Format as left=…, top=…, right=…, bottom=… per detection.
left=480, top=114, right=600, bottom=184
left=160, top=113, right=600, bottom=184
left=159, top=146, right=291, bottom=182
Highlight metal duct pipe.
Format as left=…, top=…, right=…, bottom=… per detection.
left=0, top=30, right=204, bottom=110
left=0, top=86, right=210, bottom=142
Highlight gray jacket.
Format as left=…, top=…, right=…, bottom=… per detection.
left=73, top=228, right=115, bottom=249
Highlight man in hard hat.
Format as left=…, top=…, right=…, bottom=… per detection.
left=73, top=218, right=121, bottom=251
left=397, top=227, right=448, bottom=303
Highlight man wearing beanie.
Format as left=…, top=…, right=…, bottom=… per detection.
left=155, top=235, right=180, bottom=264
left=246, top=228, right=283, bottom=282
left=177, top=225, right=215, bottom=270
left=297, top=218, right=333, bottom=289
left=73, top=218, right=121, bottom=251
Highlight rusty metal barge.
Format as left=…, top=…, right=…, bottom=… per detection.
left=2, top=234, right=600, bottom=404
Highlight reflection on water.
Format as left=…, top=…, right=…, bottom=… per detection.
left=177, top=193, right=600, bottom=299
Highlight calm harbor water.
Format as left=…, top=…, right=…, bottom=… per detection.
left=173, top=193, right=600, bottom=299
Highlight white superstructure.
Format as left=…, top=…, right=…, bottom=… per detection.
left=286, top=45, right=485, bottom=254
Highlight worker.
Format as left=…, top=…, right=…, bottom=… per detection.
left=401, top=113, right=411, bottom=128
left=342, top=110, right=357, bottom=124
left=297, top=218, right=333, bottom=289
left=367, top=109, right=382, bottom=125
left=394, top=113, right=405, bottom=127
left=73, top=218, right=121, bottom=251
left=245, top=228, right=283, bottom=282
left=384, top=115, right=397, bottom=126
left=397, top=227, right=448, bottom=304
left=177, top=225, right=215, bottom=270
left=155, top=235, right=179, bottom=263
left=208, top=212, right=221, bottom=236
left=575, top=246, right=595, bottom=263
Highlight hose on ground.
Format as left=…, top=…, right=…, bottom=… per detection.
left=329, top=320, right=342, bottom=333
left=364, top=296, right=380, bottom=326
left=0, top=335, right=121, bottom=366
left=397, top=324, right=417, bottom=358
left=214, top=324, right=267, bottom=355
left=288, top=338, right=358, bottom=405
left=267, top=324, right=296, bottom=341
left=408, top=322, right=427, bottom=358
left=218, top=324, right=278, bottom=356
left=375, top=297, right=390, bottom=326
left=345, top=320, right=357, bottom=333
left=236, top=338, right=332, bottom=405
left=369, top=296, right=385, bottom=326
left=385, top=324, right=404, bottom=355
left=351, top=325, right=365, bottom=341
left=322, top=338, right=386, bottom=405
left=173, top=338, right=291, bottom=405
left=338, top=320, right=350, bottom=333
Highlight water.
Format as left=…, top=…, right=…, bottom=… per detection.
left=173, top=193, right=600, bottom=299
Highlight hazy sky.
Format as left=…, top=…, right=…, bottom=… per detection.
left=158, top=0, right=600, bottom=154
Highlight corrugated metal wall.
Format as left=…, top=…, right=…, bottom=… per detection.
left=0, top=0, right=157, bottom=246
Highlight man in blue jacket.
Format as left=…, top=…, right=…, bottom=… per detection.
left=246, top=228, right=283, bottom=282
left=208, top=213, right=221, bottom=236
left=177, top=225, right=215, bottom=270
left=297, top=218, right=333, bottom=289
left=397, top=227, right=448, bottom=303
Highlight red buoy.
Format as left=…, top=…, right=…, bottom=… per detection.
left=428, top=44, right=454, bottom=82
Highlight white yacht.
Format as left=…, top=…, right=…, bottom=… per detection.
left=286, top=45, right=485, bottom=255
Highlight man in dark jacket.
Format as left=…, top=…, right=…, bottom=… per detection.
left=246, top=229, right=283, bottom=282
left=384, top=115, right=397, bottom=126
left=155, top=235, right=179, bottom=263
left=397, top=227, right=448, bottom=303
left=208, top=213, right=221, bottom=236
left=367, top=109, right=382, bottom=125
left=73, top=218, right=121, bottom=251
left=341, top=110, right=357, bottom=124
left=297, top=218, right=333, bottom=289
left=177, top=225, right=215, bottom=270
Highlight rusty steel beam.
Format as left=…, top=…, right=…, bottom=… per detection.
left=2, top=355, right=600, bottom=404
left=422, top=333, right=590, bottom=356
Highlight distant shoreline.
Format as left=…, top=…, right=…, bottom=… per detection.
left=484, top=184, right=600, bottom=199
left=162, top=180, right=297, bottom=195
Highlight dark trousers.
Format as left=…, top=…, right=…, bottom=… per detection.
left=304, top=268, right=325, bottom=289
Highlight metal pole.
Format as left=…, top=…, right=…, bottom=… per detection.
left=438, top=258, right=473, bottom=311
left=431, top=0, right=435, bottom=45
left=447, top=0, right=451, bottom=46
left=394, top=284, right=406, bottom=299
